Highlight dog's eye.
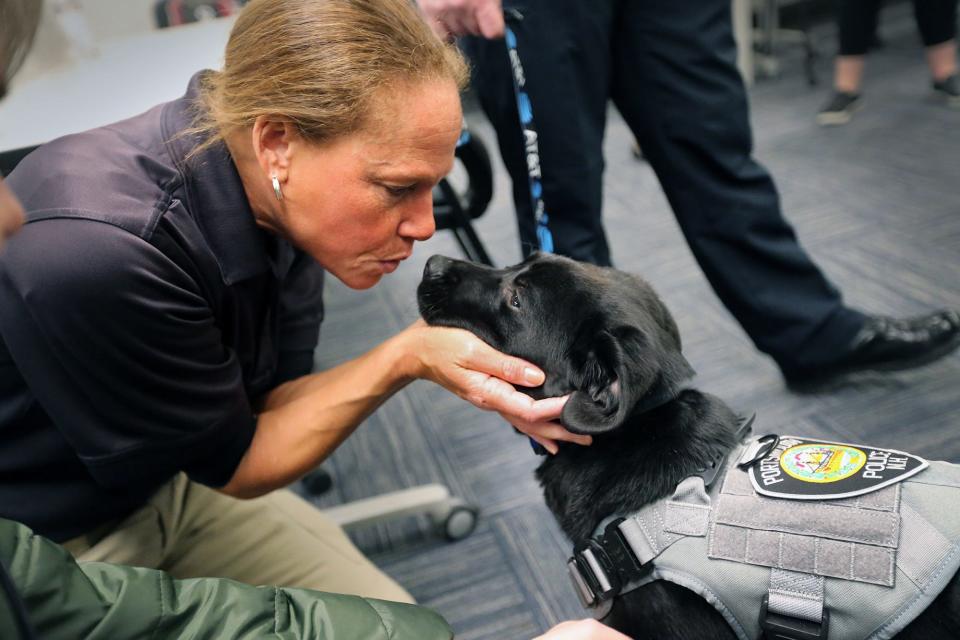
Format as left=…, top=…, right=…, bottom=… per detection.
left=510, top=291, right=521, bottom=309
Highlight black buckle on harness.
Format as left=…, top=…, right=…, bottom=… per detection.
left=567, top=518, right=645, bottom=609
left=568, top=540, right=619, bottom=608
left=759, top=595, right=830, bottom=640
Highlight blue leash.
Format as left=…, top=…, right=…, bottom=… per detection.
left=504, top=13, right=554, bottom=254
left=505, top=11, right=552, bottom=456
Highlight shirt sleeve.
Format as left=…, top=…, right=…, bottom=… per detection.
left=0, top=517, right=454, bottom=640
left=0, top=218, right=255, bottom=490
left=273, top=250, right=325, bottom=386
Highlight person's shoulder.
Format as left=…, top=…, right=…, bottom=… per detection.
left=0, top=218, right=184, bottom=312
left=7, top=106, right=181, bottom=240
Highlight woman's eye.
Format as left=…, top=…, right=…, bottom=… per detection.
left=384, top=184, right=415, bottom=198
left=510, top=291, right=521, bottom=308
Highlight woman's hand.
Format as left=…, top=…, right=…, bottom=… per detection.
left=402, top=320, right=590, bottom=453
left=533, top=619, right=632, bottom=640
left=417, top=0, right=504, bottom=41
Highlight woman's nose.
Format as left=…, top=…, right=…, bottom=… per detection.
left=399, top=190, right=436, bottom=241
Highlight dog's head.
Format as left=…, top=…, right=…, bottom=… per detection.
left=417, top=253, right=694, bottom=434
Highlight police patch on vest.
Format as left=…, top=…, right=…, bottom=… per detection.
left=748, top=436, right=928, bottom=499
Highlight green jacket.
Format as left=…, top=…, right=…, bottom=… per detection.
left=0, top=518, right=452, bottom=639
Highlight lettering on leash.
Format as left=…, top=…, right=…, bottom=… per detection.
left=509, top=49, right=525, bottom=87
left=524, top=130, right=541, bottom=178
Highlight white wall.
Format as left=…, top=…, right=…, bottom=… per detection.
left=15, top=0, right=173, bottom=86
left=78, top=0, right=157, bottom=41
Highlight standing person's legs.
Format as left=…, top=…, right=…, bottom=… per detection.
left=819, top=0, right=882, bottom=124
left=463, top=0, right=615, bottom=265
left=64, top=474, right=414, bottom=603
left=838, top=0, right=883, bottom=56
left=914, top=0, right=958, bottom=82
left=609, top=0, right=866, bottom=375
left=834, top=0, right=883, bottom=92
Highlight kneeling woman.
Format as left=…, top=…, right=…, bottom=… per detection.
left=0, top=0, right=587, bottom=602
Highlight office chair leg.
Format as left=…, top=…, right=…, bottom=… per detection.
left=452, top=225, right=494, bottom=267
left=436, top=179, right=494, bottom=266
left=323, top=484, right=480, bottom=541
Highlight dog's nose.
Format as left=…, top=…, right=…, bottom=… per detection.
left=423, top=254, right=457, bottom=282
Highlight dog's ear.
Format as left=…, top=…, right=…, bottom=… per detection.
left=561, top=324, right=695, bottom=435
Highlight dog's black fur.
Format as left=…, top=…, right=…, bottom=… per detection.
left=417, top=252, right=960, bottom=639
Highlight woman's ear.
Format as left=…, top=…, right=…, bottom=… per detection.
left=251, top=116, right=295, bottom=181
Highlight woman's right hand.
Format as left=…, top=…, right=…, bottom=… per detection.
left=533, top=619, right=633, bottom=640
left=400, top=320, right=591, bottom=453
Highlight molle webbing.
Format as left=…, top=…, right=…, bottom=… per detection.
left=710, top=470, right=900, bottom=586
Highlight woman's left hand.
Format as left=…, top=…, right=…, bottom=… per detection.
left=401, top=320, right=591, bottom=453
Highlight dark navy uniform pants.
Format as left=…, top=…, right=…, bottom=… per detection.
left=464, top=0, right=867, bottom=374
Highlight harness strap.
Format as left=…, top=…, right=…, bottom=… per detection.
left=896, top=502, right=954, bottom=588
left=567, top=416, right=756, bottom=609
left=570, top=476, right=713, bottom=608
left=664, top=476, right=712, bottom=536
left=767, top=569, right=825, bottom=622
left=760, top=569, right=830, bottom=640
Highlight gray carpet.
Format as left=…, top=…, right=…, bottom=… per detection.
left=301, top=10, right=960, bottom=638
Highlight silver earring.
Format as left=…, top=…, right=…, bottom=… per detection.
left=271, top=175, right=284, bottom=202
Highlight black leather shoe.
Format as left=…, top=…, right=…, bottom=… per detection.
left=785, top=310, right=960, bottom=389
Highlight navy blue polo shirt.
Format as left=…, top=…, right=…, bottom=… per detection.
left=0, top=74, right=325, bottom=542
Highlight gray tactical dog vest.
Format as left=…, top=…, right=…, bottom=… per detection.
left=568, top=435, right=960, bottom=640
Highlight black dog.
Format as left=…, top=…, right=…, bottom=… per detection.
left=417, top=252, right=960, bottom=639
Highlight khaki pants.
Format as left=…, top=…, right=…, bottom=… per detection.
left=62, top=473, right=414, bottom=604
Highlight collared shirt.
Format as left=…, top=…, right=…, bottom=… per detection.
left=0, top=73, right=325, bottom=542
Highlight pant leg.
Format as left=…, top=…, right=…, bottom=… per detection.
left=838, top=0, right=884, bottom=56
left=462, top=0, right=615, bottom=265
left=609, top=0, right=865, bottom=373
left=61, top=501, right=164, bottom=567
left=913, top=0, right=958, bottom=48
left=65, top=474, right=414, bottom=604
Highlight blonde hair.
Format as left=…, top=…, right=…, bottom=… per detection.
left=190, top=0, right=468, bottom=157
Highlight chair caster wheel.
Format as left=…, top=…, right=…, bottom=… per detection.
left=302, top=469, right=334, bottom=496
left=433, top=500, right=479, bottom=541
